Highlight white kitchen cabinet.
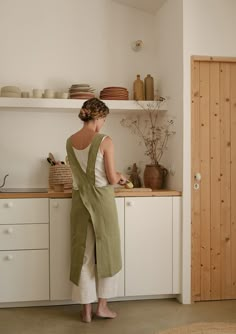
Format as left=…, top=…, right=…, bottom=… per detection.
left=0, top=198, right=49, bottom=224
left=0, top=250, right=49, bottom=302
left=124, top=197, right=180, bottom=296
left=0, top=198, right=49, bottom=303
left=0, top=195, right=180, bottom=305
left=49, top=198, right=125, bottom=301
left=0, top=224, right=49, bottom=250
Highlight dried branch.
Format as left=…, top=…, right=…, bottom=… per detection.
left=120, top=100, right=175, bottom=165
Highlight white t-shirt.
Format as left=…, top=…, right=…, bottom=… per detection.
left=72, top=137, right=109, bottom=188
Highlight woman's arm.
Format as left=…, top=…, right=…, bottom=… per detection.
left=101, top=136, right=126, bottom=185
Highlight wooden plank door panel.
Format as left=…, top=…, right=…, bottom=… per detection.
left=199, top=61, right=211, bottom=300
left=220, top=63, right=232, bottom=299
left=230, top=63, right=236, bottom=298
left=210, top=61, right=221, bottom=300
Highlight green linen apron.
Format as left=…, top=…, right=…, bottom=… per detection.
left=66, top=133, right=122, bottom=286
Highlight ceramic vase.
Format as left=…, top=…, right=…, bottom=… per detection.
left=133, top=74, right=144, bottom=100
left=144, top=74, right=154, bottom=100
left=143, top=164, right=168, bottom=190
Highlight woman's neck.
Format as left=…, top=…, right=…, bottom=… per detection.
left=83, top=121, right=99, bottom=133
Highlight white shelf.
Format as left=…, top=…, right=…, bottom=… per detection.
left=0, top=97, right=167, bottom=112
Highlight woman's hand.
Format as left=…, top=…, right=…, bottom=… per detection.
left=118, top=174, right=127, bottom=185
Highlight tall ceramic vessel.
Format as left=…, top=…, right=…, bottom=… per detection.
left=144, top=74, right=154, bottom=100
left=133, top=75, right=144, bottom=100
left=143, top=164, right=168, bottom=190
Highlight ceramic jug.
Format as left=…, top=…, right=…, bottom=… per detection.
left=144, top=74, right=154, bottom=100
left=133, top=75, right=144, bottom=100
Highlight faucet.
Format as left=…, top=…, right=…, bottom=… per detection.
left=0, top=174, right=9, bottom=188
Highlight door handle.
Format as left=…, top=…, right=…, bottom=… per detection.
left=194, top=173, right=201, bottom=181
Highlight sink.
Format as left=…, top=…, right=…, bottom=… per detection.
left=0, top=188, right=48, bottom=193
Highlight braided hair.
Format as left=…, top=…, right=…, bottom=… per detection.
left=79, top=98, right=109, bottom=122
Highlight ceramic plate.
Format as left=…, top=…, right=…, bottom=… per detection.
left=100, top=96, right=128, bottom=100
left=71, top=84, right=90, bottom=87
left=102, top=86, right=127, bottom=90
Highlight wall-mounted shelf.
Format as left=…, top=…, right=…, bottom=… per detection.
left=0, top=97, right=167, bottom=113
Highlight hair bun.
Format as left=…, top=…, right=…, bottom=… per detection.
left=79, top=108, right=92, bottom=121
left=78, top=98, right=109, bottom=122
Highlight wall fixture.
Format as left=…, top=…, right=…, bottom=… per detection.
left=131, top=40, right=144, bottom=52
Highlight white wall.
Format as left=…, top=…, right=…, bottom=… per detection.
left=155, top=0, right=183, bottom=191
left=182, top=0, right=236, bottom=304
left=0, top=109, right=149, bottom=188
left=0, top=0, right=157, bottom=95
left=0, top=0, right=159, bottom=188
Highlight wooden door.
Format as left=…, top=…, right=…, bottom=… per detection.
left=191, top=56, right=236, bottom=301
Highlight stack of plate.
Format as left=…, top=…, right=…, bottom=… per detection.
left=69, top=84, right=95, bottom=99
left=100, top=87, right=129, bottom=100
left=1, top=86, right=21, bottom=97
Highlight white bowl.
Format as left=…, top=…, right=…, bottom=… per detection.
left=1, top=86, right=21, bottom=93
left=32, top=89, right=43, bottom=98
left=61, top=92, right=69, bottom=99
left=1, top=91, right=21, bottom=97
left=44, top=89, right=55, bottom=98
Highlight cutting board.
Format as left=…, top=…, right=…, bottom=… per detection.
left=115, top=187, right=152, bottom=192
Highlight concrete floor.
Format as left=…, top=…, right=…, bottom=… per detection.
left=0, top=299, right=236, bottom=334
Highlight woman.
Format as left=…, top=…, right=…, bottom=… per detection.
left=66, top=98, right=127, bottom=323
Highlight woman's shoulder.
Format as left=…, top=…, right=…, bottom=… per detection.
left=100, top=134, right=113, bottom=144
left=100, top=135, right=114, bottom=154
left=69, top=131, right=80, bottom=142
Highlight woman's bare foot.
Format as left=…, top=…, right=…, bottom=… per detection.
left=80, top=310, right=92, bottom=323
left=80, top=303, right=92, bottom=323
left=96, top=308, right=117, bottom=319
left=96, top=298, right=117, bottom=319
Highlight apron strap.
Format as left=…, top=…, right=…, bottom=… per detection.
left=86, top=133, right=106, bottom=185
left=66, top=137, right=88, bottom=185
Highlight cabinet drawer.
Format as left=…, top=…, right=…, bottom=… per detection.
left=0, top=199, right=49, bottom=224
left=0, top=224, right=49, bottom=250
left=0, top=250, right=49, bottom=303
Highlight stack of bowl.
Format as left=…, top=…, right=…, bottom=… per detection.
left=99, top=87, right=129, bottom=100
left=69, top=84, right=95, bottom=99
left=1, top=86, right=21, bottom=97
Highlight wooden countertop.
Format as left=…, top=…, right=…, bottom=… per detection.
left=0, top=188, right=181, bottom=199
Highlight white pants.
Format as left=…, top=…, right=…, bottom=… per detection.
left=72, top=222, right=119, bottom=304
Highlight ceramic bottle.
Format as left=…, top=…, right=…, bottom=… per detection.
left=133, top=75, right=144, bottom=100
left=144, top=74, right=154, bottom=100
left=128, top=163, right=142, bottom=188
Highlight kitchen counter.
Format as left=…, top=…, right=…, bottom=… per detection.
left=0, top=188, right=181, bottom=199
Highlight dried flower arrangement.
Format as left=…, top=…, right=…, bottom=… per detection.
left=120, top=99, right=175, bottom=166
left=120, top=99, right=175, bottom=189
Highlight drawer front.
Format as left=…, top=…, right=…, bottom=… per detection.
left=0, top=250, right=49, bottom=303
left=0, top=198, right=49, bottom=224
left=0, top=224, right=49, bottom=250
